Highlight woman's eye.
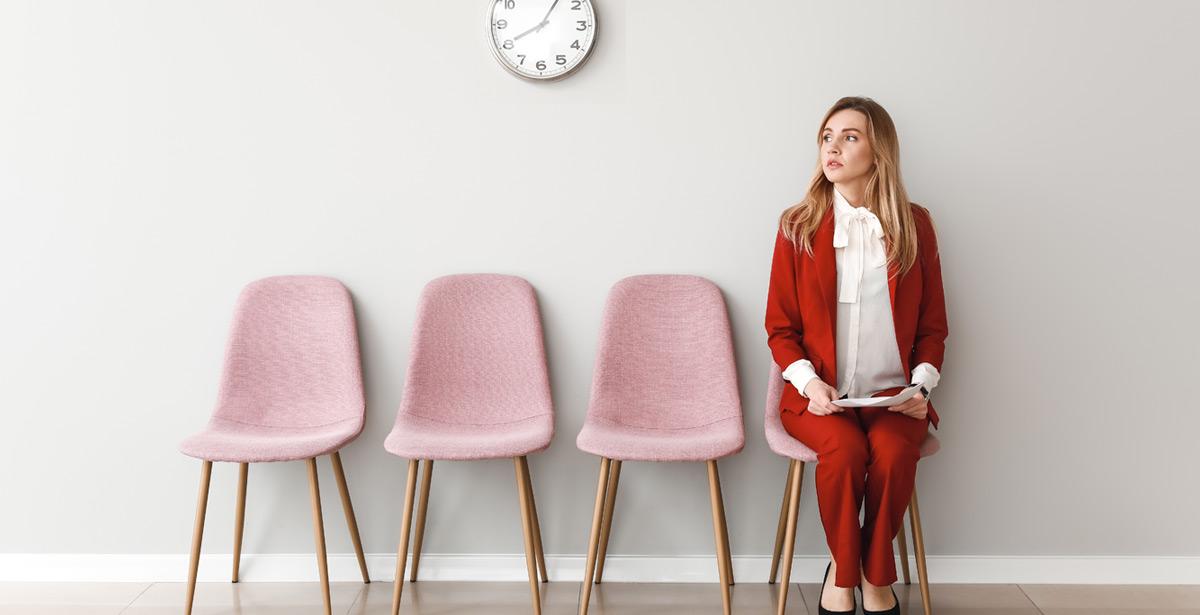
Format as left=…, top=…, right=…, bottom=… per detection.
left=846, top=135, right=857, bottom=142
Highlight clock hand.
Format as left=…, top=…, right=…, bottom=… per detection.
left=513, top=19, right=548, bottom=40
left=537, top=0, right=561, bottom=25
left=513, top=0, right=560, bottom=40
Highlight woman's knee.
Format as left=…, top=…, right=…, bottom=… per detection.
left=866, top=431, right=921, bottom=468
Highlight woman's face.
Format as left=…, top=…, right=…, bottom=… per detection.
left=821, top=109, right=874, bottom=186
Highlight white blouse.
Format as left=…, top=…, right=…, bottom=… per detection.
left=782, top=187, right=940, bottom=399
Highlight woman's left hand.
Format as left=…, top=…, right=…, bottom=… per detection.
left=888, top=391, right=928, bottom=420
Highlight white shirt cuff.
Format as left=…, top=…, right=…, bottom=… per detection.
left=910, top=362, right=940, bottom=393
left=782, top=359, right=820, bottom=398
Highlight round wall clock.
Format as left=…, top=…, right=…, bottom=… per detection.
left=488, top=0, right=597, bottom=81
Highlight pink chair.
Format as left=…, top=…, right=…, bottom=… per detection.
left=576, top=275, right=745, bottom=615
left=178, top=276, right=369, bottom=615
left=384, top=274, right=554, bottom=615
left=764, top=363, right=939, bottom=615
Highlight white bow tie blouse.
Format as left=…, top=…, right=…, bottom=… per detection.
left=782, top=188, right=941, bottom=400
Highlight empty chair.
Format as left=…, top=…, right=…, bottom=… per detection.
left=576, top=274, right=745, bottom=615
left=764, top=362, right=940, bottom=615
left=179, top=275, right=370, bottom=615
left=384, top=274, right=554, bottom=615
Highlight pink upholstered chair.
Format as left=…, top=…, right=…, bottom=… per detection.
left=576, top=274, right=745, bottom=615
left=178, top=276, right=369, bottom=615
left=384, top=274, right=554, bottom=615
left=764, top=362, right=939, bottom=615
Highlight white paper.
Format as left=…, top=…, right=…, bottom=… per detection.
left=831, top=383, right=923, bottom=408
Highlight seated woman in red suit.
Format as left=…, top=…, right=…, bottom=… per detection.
left=765, top=96, right=948, bottom=615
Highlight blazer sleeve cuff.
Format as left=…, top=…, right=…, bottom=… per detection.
left=782, top=359, right=820, bottom=398
left=910, top=362, right=941, bottom=393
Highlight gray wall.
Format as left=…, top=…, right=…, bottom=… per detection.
left=2, top=0, right=1197, bottom=563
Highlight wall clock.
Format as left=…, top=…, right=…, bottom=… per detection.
left=488, top=0, right=597, bottom=81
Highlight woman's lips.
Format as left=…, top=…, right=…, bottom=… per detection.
left=827, top=161, right=843, bottom=168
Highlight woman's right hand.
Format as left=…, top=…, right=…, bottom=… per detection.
left=803, top=379, right=844, bottom=415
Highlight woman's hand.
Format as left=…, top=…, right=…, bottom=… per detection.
left=802, top=379, right=844, bottom=415
left=888, top=391, right=928, bottom=420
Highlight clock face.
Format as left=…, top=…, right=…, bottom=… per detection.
left=488, top=0, right=597, bottom=80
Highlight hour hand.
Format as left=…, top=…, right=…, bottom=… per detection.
left=513, top=19, right=548, bottom=40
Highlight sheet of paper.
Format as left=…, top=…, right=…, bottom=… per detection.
left=831, top=383, right=923, bottom=408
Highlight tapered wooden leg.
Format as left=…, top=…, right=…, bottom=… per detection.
left=909, top=486, right=933, bottom=615
left=391, top=460, right=419, bottom=615
left=330, top=452, right=370, bottom=584
left=578, top=457, right=611, bottom=615
left=775, top=460, right=804, bottom=615
left=409, top=459, right=434, bottom=582
left=768, top=459, right=796, bottom=584
left=185, top=460, right=212, bottom=615
left=305, top=458, right=332, bottom=615
left=519, top=456, right=549, bottom=583
left=897, top=513, right=912, bottom=585
left=514, top=458, right=543, bottom=615
left=593, top=459, right=621, bottom=584
left=231, top=462, right=248, bottom=583
left=714, top=463, right=734, bottom=586
left=706, top=460, right=731, bottom=615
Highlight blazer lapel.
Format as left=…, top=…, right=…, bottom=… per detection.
left=814, top=207, right=838, bottom=369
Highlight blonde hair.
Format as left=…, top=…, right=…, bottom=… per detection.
left=780, top=96, right=920, bottom=277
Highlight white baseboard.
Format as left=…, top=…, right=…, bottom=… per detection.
left=2, top=553, right=1198, bottom=584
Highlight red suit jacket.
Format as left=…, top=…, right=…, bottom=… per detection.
left=765, top=204, right=948, bottom=430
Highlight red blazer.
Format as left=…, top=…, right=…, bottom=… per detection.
left=765, top=204, right=948, bottom=430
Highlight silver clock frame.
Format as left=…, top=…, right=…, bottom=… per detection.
left=486, top=0, right=599, bottom=82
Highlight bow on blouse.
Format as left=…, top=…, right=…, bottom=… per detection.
left=832, top=205, right=886, bottom=304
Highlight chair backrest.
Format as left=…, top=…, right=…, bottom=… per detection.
left=214, top=276, right=364, bottom=428
left=587, top=274, right=742, bottom=429
left=763, top=361, right=810, bottom=458
left=397, top=274, right=553, bottom=425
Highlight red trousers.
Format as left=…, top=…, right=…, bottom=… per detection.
left=781, top=406, right=929, bottom=588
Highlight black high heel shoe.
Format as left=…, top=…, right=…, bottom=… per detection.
left=818, top=561, right=857, bottom=615
left=858, top=583, right=901, bottom=615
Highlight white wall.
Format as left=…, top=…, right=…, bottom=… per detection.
left=2, top=0, right=1198, bottom=577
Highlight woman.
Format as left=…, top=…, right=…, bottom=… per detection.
left=765, top=96, right=948, bottom=615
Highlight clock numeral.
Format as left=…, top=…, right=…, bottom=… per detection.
left=502, top=39, right=514, bottom=50
left=571, top=0, right=582, bottom=8
left=556, top=54, right=566, bottom=65
left=494, top=19, right=507, bottom=29
left=576, top=20, right=588, bottom=30
left=517, top=54, right=526, bottom=65
left=536, top=60, right=547, bottom=70
left=571, top=39, right=580, bottom=49
left=504, top=0, right=515, bottom=8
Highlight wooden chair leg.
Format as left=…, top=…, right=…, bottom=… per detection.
left=705, top=460, right=732, bottom=615
left=185, top=460, right=212, bottom=615
left=231, top=463, right=248, bottom=583
left=391, top=459, right=420, bottom=615
left=909, top=485, right=933, bottom=615
left=514, top=458, right=543, bottom=615
left=519, top=456, right=549, bottom=583
left=775, top=460, right=804, bottom=615
left=714, top=463, right=734, bottom=586
left=330, top=452, right=370, bottom=584
left=305, top=458, right=332, bottom=615
left=409, top=459, right=434, bottom=582
left=768, top=459, right=796, bottom=584
left=578, top=457, right=611, bottom=615
left=897, top=512, right=912, bottom=585
left=594, top=459, right=622, bottom=584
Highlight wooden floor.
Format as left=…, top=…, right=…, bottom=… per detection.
left=2, top=580, right=1198, bottom=614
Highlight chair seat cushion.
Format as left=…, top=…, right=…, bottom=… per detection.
left=384, top=413, right=553, bottom=461
left=179, top=416, right=363, bottom=463
left=576, top=416, right=745, bottom=462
